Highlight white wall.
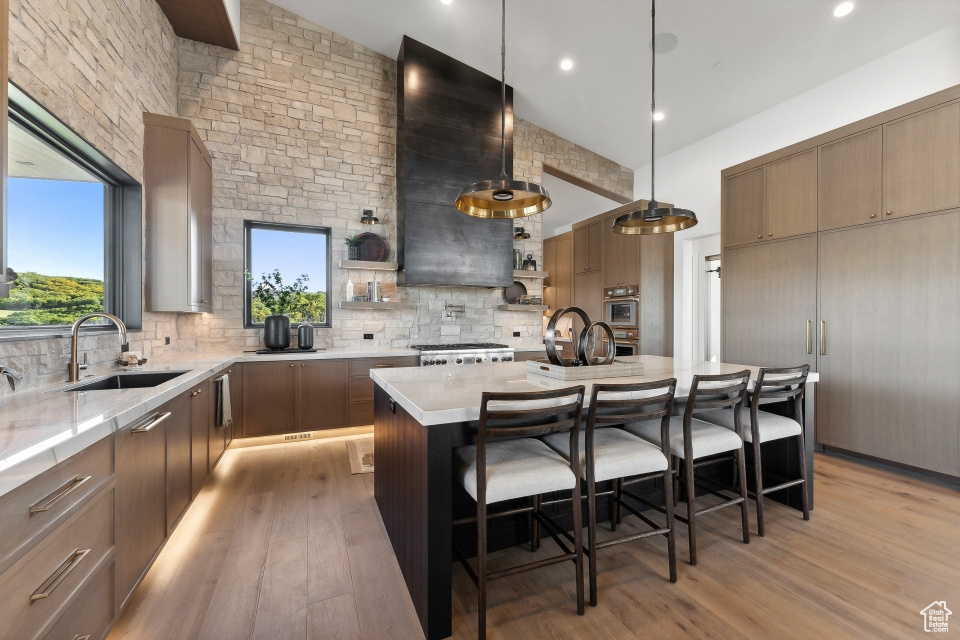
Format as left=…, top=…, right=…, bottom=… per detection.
left=632, top=24, right=960, bottom=361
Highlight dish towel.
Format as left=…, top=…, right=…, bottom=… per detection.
left=216, top=373, right=233, bottom=427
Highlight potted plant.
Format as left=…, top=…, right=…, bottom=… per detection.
left=246, top=269, right=310, bottom=350
left=345, top=235, right=363, bottom=261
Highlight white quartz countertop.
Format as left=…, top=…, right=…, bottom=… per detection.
left=371, top=355, right=820, bottom=426
left=0, top=347, right=419, bottom=497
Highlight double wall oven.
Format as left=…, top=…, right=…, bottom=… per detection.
left=604, top=285, right=640, bottom=357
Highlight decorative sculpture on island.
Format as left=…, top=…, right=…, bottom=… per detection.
left=544, top=307, right=616, bottom=367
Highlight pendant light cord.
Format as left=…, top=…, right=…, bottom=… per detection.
left=500, top=0, right=508, bottom=178
left=650, top=0, right=656, bottom=207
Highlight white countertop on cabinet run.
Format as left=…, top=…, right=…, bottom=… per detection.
left=371, top=355, right=820, bottom=426
left=0, top=348, right=419, bottom=497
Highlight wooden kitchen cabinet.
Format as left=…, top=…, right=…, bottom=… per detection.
left=602, top=214, right=642, bottom=288
left=347, top=357, right=419, bottom=428
left=116, top=410, right=169, bottom=609
left=884, top=101, right=960, bottom=220
left=573, top=270, right=603, bottom=339
left=639, top=233, right=674, bottom=356
left=573, top=220, right=603, bottom=273
left=818, top=212, right=960, bottom=476
left=242, top=362, right=297, bottom=437
left=299, top=360, right=348, bottom=431
left=543, top=232, right=573, bottom=311
left=144, top=113, right=213, bottom=313
left=722, top=235, right=817, bottom=371
left=766, top=149, right=818, bottom=240
left=165, top=392, right=192, bottom=533
left=723, top=166, right=766, bottom=248
left=818, top=127, right=883, bottom=231
left=191, top=380, right=211, bottom=497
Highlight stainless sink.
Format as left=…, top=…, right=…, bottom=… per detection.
left=59, top=371, right=190, bottom=392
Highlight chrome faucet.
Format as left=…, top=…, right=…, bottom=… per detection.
left=68, top=313, right=129, bottom=382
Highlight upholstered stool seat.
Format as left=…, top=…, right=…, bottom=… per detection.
left=628, top=415, right=743, bottom=459
left=698, top=409, right=801, bottom=443
left=454, top=439, right=576, bottom=504
left=543, top=428, right=668, bottom=482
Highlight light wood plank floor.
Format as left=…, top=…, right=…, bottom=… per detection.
left=108, top=438, right=960, bottom=640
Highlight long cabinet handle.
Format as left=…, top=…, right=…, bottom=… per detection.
left=131, top=412, right=172, bottom=433
left=30, top=475, right=91, bottom=516
left=31, top=548, right=90, bottom=602
left=73, top=635, right=92, bottom=640
left=806, top=320, right=813, bottom=355
left=820, top=321, right=827, bottom=356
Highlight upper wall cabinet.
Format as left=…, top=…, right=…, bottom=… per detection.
left=765, top=149, right=818, bottom=240
left=155, top=0, right=240, bottom=51
left=723, top=167, right=766, bottom=248
left=603, top=214, right=641, bottom=288
left=818, top=127, right=882, bottom=232
left=573, top=220, right=603, bottom=274
left=883, top=101, right=960, bottom=220
left=144, top=113, right=213, bottom=313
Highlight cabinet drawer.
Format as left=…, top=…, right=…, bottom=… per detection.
left=0, top=485, right=115, bottom=640
left=347, top=356, right=418, bottom=377
left=0, top=437, right=114, bottom=574
left=349, top=402, right=374, bottom=428
left=42, top=560, right=114, bottom=640
left=348, top=375, right=375, bottom=404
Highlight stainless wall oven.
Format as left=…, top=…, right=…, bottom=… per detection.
left=604, top=285, right=639, bottom=329
left=611, top=329, right=639, bottom=357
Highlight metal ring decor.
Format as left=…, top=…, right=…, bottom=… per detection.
left=545, top=307, right=591, bottom=366
left=578, top=321, right=617, bottom=366
left=544, top=307, right=617, bottom=367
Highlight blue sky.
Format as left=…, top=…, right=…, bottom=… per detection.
left=7, top=178, right=105, bottom=279
left=250, top=227, right=327, bottom=293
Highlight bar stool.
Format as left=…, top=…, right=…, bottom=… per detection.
left=542, top=379, right=678, bottom=607
left=452, top=386, right=586, bottom=639
left=698, top=365, right=810, bottom=536
left=627, top=370, right=751, bottom=566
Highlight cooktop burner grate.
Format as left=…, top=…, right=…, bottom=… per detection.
left=408, top=343, right=510, bottom=351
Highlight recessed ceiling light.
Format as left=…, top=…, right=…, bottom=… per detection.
left=16, top=160, right=34, bottom=166
left=833, top=2, right=854, bottom=17
left=712, top=62, right=724, bottom=72
left=559, top=59, right=573, bottom=71
left=441, top=0, right=452, bottom=5
left=653, top=112, right=665, bottom=121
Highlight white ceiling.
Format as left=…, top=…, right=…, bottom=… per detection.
left=272, top=0, right=960, bottom=169
left=540, top=173, right=621, bottom=239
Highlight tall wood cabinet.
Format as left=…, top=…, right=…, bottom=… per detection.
left=144, top=113, right=213, bottom=313
left=543, top=232, right=573, bottom=312
left=722, top=85, right=960, bottom=478
left=722, top=235, right=817, bottom=371
left=818, top=213, right=960, bottom=476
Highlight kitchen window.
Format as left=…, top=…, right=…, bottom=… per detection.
left=0, top=83, right=142, bottom=337
left=243, top=221, right=332, bottom=328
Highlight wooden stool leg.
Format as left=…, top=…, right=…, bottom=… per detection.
left=752, top=440, right=766, bottom=537
left=797, top=433, right=810, bottom=521
left=662, top=465, right=678, bottom=583
left=611, top=478, right=622, bottom=532
left=736, top=445, right=751, bottom=545
left=477, top=499, right=487, bottom=640
left=587, top=476, right=598, bottom=606
left=532, top=494, right=542, bottom=551
left=572, top=479, right=585, bottom=615
left=672, top=455, right=680, bottom=507
left=684, top=457, right=697, bottom=565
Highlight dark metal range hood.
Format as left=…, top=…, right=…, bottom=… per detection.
left=396, top=36, right=513, bottom=288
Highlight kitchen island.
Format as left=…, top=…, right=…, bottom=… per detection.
left=372, top=355, right=819, bottom=640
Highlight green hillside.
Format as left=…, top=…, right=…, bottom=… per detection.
left=0, top=271, right=104, bottom=326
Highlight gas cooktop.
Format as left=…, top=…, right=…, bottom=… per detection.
left=408, top=343, right=509, bottom=351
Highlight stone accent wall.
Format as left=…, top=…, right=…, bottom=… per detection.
left=0, top=0, right=181, bottom=394
left=175, top=0, right=633, bottom=353
left=0, top=0, right=632, bottom=393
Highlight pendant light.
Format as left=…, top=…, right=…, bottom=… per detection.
left=454, top=0, right=551, bottom=219
left=613, top=0, right=697, bottom=235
